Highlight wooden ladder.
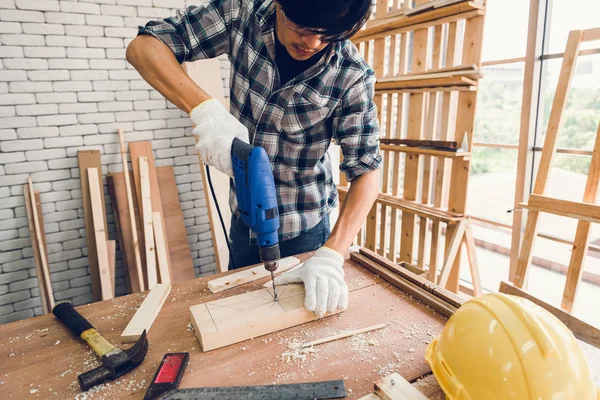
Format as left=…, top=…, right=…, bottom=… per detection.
left=513, top=27, right=600, bottom=313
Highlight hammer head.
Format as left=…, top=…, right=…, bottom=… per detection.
left=78, top=330, right=148, bottom=391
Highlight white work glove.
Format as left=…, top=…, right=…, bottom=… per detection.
left=190, top=98, right=249, bottom=177
left=274, top=247, right=348, bottom=317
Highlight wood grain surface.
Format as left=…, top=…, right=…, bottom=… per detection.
left=0, top=253, right=448, bottom=399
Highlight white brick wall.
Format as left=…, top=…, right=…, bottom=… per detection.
left=0, top=0, right=230, bottom=324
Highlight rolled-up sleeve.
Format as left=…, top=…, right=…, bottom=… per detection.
left=332, top=69, right=381, bottom=182
left=137, top=0, right=239, bottom=64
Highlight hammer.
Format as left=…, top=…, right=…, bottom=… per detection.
left=53, top=303, right=149, bottom=391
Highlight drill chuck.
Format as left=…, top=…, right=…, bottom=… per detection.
left=259, top=244, right=280, bottom=271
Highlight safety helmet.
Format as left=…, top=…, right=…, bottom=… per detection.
left=425, top=292, right=598, bottom=400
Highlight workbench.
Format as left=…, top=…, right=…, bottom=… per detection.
left=2, top=251, right=599, bottom=399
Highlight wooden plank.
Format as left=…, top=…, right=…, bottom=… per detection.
left=87, top=168, right=113, bottom=300
left=353, top=2, right=484, bottom=41
left=375, top=373, right=429, bottom=400
left=351, top=252, right=457, bottom=318
left=359, top=248, right=464, bottom=309
left=120, top=283, right=171, bottom=343
left=301, top=324, right=388, bottom=348
left=190, top=284, right=344, bottom=351
left=24, top=184, right=53, bottom=312
left=380, top=139, right=458, bottom=149
left=208, top=256, right=301, bottom=293
left=156, top=166, right=195, bottom=283
left=130, top=141, right=173, bottom=281
left=437, top=220, right=466, bottom=288
left=106, top=172, right=147, bottom=292
left=521, top=194, right=600, bottom=224
left=107, top=239, right=116, bottom=291
left=463, top=220, right=482, bottom=296
left=152, top=212, right=171, bottom=285
left=532, top=31, right=583, bottom=195
left=375, top=75, right=476, bottom=91
left=77, top=150, right=106, bottom=302
left=118, top=128, right=145, bottom=292
left=499, top=281, right=600, bottom=349
left=513, top=210, right=540, bottom=288
left=562, top=123, right=600, bottom=311
left=380, top=144, right=468, bottom=158
left=139, top=157, right=157, bottom=289
left=582, top=27, right=600, bottom=42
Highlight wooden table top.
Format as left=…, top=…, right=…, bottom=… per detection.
left=0, top=252, right=448, bottom=399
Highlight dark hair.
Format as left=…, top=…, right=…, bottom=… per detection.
left=277, top=0, right=373, bottom=42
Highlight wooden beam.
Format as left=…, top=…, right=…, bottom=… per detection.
left=359, top=248, right=464, bottom=308
left=130, top=142, right=173, bottom=281
left=208, top=256, right=301, bottom=293
left=139, top=157, right=157, bottom=289
left=301, top=324, right=388, bottom=349
left=375, top=75, right=476, bottom=91
left=120, top=283, right=171, bottom=343
left=562, top=122, right=600, bottom=312
left=351, top=252, right=457, bottom=318
left=379, top=144, right=468, bottom=158
left=521, top=194, right=600, bottom=224
left=24, top=181, right=54, bottom=312
left=374, top=372, right=429, bottom=400
left=152, top=212, right=171, bottom=285
left=499, top=281, right=600, bottom=349
left=87, top=168, right=113, bottom=300
left=463, top=220, right=482, bottom=296
left=380, top=138, right=458, bottom=149
left=437, top=220, right=466, bottom=288
left=107, top=239, right=116, bottom=291
left=582, top=27, right=600, bottom=42
left=118, top=128, right=145, bottom=292
left=190, top=284, right=343, bottom=351
left=77, top=150, right=106, bottom=302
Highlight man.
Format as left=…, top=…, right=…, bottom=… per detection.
left=126, top=0, right=381, bottom=317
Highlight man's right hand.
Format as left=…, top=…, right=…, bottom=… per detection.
left=190, top=99, right=249, bottom=177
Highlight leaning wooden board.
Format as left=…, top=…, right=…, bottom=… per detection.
left=107, top=167, right=194, bottom=291
left=0, top=252, right=450, bottom=399
left=77, top=150, right=108, bottom=302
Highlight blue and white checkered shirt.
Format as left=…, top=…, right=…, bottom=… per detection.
left=139, top=0, right=381, bottom=241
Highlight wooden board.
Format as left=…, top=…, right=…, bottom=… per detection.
left=130, top=142, right=173, bottom=281
left=152, top=212, right=171, bottom=285
left=351, top=252, right=457, bottom=318
left=139, top=157, right=157, bottom=289
left=107, top=172, right=147, bottom=293
left=190, top=284, right=345, bottom=351
left=375, top=373, right=429, bottom=400
left=77, top=150, right=107, bottom=302
left=88, top=168, right=113, bottom=300
left=107, top=240, right=116, bottom=290
left=521, top=194, right=600, bottom=224
left=207, top=256, right=301, bottom=293
left=0, top=253, right=450, bottom=399
left=120, top=283, right=171, bottom=343
left=155, top=166, right=195, bottom=283
left=24, top=186, right=54, bottom=313
left=118, top=128, right=145, bottom=292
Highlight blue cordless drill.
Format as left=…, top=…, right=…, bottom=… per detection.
left=231, top=138, right=280, bottom=300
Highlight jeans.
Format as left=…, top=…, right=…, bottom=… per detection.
left=228, top=213, right=331, bottom=270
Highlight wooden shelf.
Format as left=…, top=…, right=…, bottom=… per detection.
left=353, top=1, right=484, bottom=42
left=338, top=186, right=464, bottom=223
left=380, top=144, right=470, bottom=158
left=376, top=75, right=476, bottom=91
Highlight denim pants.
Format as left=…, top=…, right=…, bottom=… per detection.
left=228, top=213, right=331, bottom=270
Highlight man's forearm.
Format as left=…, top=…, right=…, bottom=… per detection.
left=126, top=35, right=211, bottom=113
left=325, top=169, right=380, bottom=254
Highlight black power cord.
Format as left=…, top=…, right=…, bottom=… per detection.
left=205, top=165, right=236, bottom=270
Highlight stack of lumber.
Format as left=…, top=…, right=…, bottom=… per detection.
left=107, top=130, right=194, bottom=294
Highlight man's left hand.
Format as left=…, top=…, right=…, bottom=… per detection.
left=273, top=247, right=348, bottom=317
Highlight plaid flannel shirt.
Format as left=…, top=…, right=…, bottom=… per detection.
left=139, top=0, right=381, bottom=241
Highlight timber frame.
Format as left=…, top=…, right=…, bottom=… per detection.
left=340, top=0, right=487, bottom=295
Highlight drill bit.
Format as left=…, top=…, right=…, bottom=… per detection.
left=270, top=271, right=278, bottom=302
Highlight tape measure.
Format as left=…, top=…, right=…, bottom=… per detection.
left=144, top=353, right=347, bottom=400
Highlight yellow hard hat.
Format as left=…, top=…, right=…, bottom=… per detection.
left=425, top=293, right=598, bottom=400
